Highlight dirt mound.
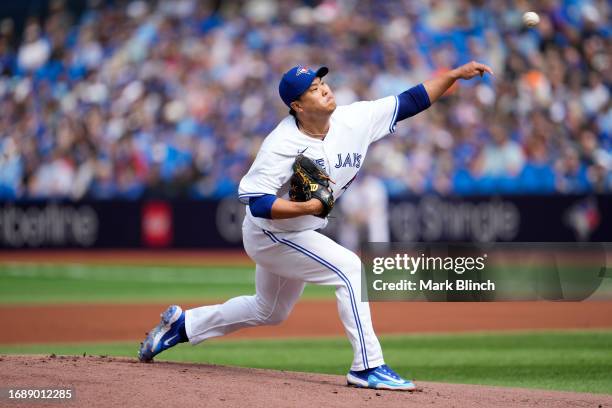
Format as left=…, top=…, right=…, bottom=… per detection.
left=1, top=355, right=610, bottom=408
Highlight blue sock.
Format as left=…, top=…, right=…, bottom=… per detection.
left=177, top=314, right=188, bottom=343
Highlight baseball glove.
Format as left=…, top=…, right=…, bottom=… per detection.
left=289, top=154, right=335, bottom=218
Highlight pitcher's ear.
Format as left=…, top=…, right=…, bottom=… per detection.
left=290, top=100, right=302, bottom=113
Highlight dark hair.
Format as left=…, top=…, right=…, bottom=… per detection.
left=289, top=108, right=296, bottom=117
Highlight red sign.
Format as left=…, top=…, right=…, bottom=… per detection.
left=142, top=202, right=173, bottom=247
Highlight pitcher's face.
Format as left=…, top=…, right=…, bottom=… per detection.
left=291, top=77, right=336, bottom=115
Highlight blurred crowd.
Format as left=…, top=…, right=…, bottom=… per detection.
left=0, top=0, right=610, bottom=200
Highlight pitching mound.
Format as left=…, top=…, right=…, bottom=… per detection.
left=1, top=355, right=610, bottom=408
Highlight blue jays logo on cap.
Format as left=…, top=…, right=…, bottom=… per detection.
left=279, top=65, right=329, bottom=107
left=296, top=66, right=310, bottom=76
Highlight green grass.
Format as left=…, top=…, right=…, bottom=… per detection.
left=2, top=262, right=610, bottom=304
left=0, top=263, right=334, bottom=303
left=1, top=331, right=611, bottom=394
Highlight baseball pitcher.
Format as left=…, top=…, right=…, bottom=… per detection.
left=139, top=61, right=493, bottom=390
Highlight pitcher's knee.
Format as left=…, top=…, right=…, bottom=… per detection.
left=262, top=308, right=291, bottom=325
left=262, top=315, right=284, bottom=326
left=255, top=303, right=291, bottom=326
left=338, top=253, right=363, bottom=282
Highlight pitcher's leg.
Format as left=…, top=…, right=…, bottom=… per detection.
left=334, top=275, right=383, bottom=371
left=186, top=265, right=305, bottom=344
left=261, top=229, right=384, bottom=371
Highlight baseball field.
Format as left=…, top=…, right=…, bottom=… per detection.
left=1, top=251, right=612, bottom=407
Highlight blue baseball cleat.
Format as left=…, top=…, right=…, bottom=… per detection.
left=138, top=305, right=186, bottom=362
left=346, top=364, right=417, bottom=391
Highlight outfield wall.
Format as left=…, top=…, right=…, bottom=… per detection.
left=0, top=194, right=609, bottom=249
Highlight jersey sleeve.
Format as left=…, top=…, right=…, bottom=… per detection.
left=348, top=95, right=399, bottom=144
left=238, top=147, right=293, bottom=204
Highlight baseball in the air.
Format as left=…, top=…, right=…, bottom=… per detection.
left=522, top=11, right=540, bottom=27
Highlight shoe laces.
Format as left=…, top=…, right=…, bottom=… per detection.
left=378, top=364, right=401, bottom=380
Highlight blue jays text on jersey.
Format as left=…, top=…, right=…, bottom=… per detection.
left=334, top=153, right=362, bottom=169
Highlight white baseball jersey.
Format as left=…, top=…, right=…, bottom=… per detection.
left=238, top=95, right=399, bottom=231
left=185, top=95, right=401, bottom=372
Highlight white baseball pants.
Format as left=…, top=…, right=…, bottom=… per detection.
left=185, top=216, right=385, bottom=371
